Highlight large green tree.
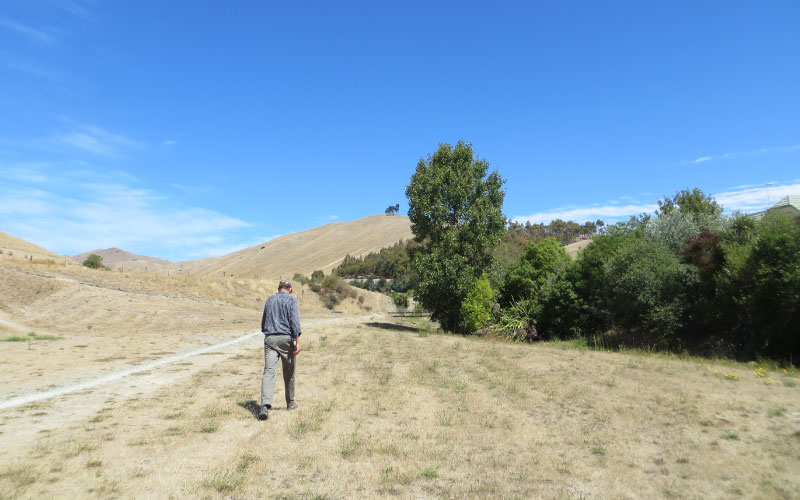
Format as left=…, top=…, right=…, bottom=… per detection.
left=405, top=141, right=506, bottom=332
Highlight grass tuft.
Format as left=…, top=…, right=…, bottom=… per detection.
left=419, top=467, right=439, bottom=479
left=0, top=465, right=38, bottom=487
left=200, top=421, right=219, bottom=433
left=203, top=470, right=245, bottom=492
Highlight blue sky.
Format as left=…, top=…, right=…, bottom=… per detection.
left=1, top=1, right=798, bottom=261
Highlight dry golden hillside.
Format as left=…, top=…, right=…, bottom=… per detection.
left=176, top=214, right=413, bottom=279
left=564, top=238, right=593, bottom=258
left=0, top=230, right=72, bottom=265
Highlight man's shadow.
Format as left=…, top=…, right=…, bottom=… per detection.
left=238, top=400, right=260, bottom=418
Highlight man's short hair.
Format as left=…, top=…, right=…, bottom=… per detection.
left=278, top=279, right=293, bottom=290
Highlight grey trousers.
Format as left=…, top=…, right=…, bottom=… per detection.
left=261, top=334, right=295, bottom=408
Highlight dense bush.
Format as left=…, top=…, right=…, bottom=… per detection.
left=500, top=238, right=569, bottom=305
left=83, top=254, right=108, bottom=270
left=491, top=189, right=800, bottom=364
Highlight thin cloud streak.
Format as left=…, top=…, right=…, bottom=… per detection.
left=683, top=144, right=800, bottom=165
left=36, top=123, right=141, bottom=156
left=513, top=204, right=658, bottom=225
left=0, top=17, right=55, bottom=44
left=713, top=182, right=800, bottom=213
left=45, top=0, right=92, bottom=19
left=512, top=181, right=800, bottom=225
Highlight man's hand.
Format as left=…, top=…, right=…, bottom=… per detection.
left=293, top=337, right=301, bottom=355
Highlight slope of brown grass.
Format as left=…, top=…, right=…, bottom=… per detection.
left=1, top=314, right=798, bottom=499
left=0, top=230, right=73, bottom=266
left=564, top=238, right=593, bottom=258
left=176, top=214, right=413, bottom=278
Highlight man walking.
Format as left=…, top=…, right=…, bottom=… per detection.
left=259, top=279, right=301, bottom=421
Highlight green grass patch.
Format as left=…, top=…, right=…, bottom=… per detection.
left=203, top=470, right=244, bottom=492
left=419, top=467, right=439, bottom=479
left=1, top=332, right=60, bottom=342
left=200, top=421, right=219, bottom=433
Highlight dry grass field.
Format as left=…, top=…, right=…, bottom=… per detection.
left=1, top=257, right=799, bottom=499
left=1, top=229, right=799, bottom=499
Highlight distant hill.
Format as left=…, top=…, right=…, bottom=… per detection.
left=69, top=248, right=173, bottom=272
left=564, top=238, right=593, bottom=258
left=0, top=230, right=69, bottom=263
left=175, top=214, right=414, bottom=279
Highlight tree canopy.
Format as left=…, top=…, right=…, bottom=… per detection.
left=405, top=141, right=505, bottom=332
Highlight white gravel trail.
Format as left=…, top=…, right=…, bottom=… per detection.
left=0, top=316, right=352, bottom=411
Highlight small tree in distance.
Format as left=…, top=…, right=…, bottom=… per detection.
left=83, top=254, right=106, bottom=270
left=385, top=203, right=400, bottom=216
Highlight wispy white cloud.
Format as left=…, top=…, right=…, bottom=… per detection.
left=712, top=182, right=800, bottom=213
left=512, top=181, right=800, bottom=225
left=164, top=140, right=178, bottom=146
left=4, top=60, right=70, bottom=83
left=512, top=203, right=657, bottom=225
left=683, top=144, right=800, bottom=165
left=0, top=164, right=254, bottom=260
left=0, top=17, right=55, bottom=44
left=183, top=235, right=281, bottom=259
left=45, top=0, right=92, bottom=19
left=36, top=123, right=141, bottom=156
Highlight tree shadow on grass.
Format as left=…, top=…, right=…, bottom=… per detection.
left=238, top=400, right=260, bottom=418
left=364, top=322, right=418, bottom=332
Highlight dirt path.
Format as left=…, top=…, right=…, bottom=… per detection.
left=0, top=314, right=378, bottom=460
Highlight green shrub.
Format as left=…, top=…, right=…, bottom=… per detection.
left=497, top=299, right=539, bottom=342
left=83, top=254, right=108, bottom=270
left=311, top=270, right=325, bottom=283
left=293, top=273, right=309, bottom=284
left=500, top=238, right=569, bottom=305
left=322, top=293, right=340, bottom=310
left=461, top=275, right=495, bottom=333
left=322, top=274, right=339, bottom=290
left=391, top=292, right=410, bottom=310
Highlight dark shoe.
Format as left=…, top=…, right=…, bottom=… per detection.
left=287, top=401, right=298, bottom=411
left=258, top=405, right=269, bottom=420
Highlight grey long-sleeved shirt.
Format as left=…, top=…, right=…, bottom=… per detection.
left=261, top=292, right=301, bottom=338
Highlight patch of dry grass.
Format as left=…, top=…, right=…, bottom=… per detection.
left=1, top=315, right=798, bottom=499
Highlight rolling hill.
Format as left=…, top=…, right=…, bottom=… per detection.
left=174, top=214, right=413, bottom=279
left=69, top=247, right=173, bottom=272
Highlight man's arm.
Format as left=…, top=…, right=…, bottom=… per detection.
left=260, top=299, right=269, bottom=332
left=289, top=299, right=302, bottom=338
